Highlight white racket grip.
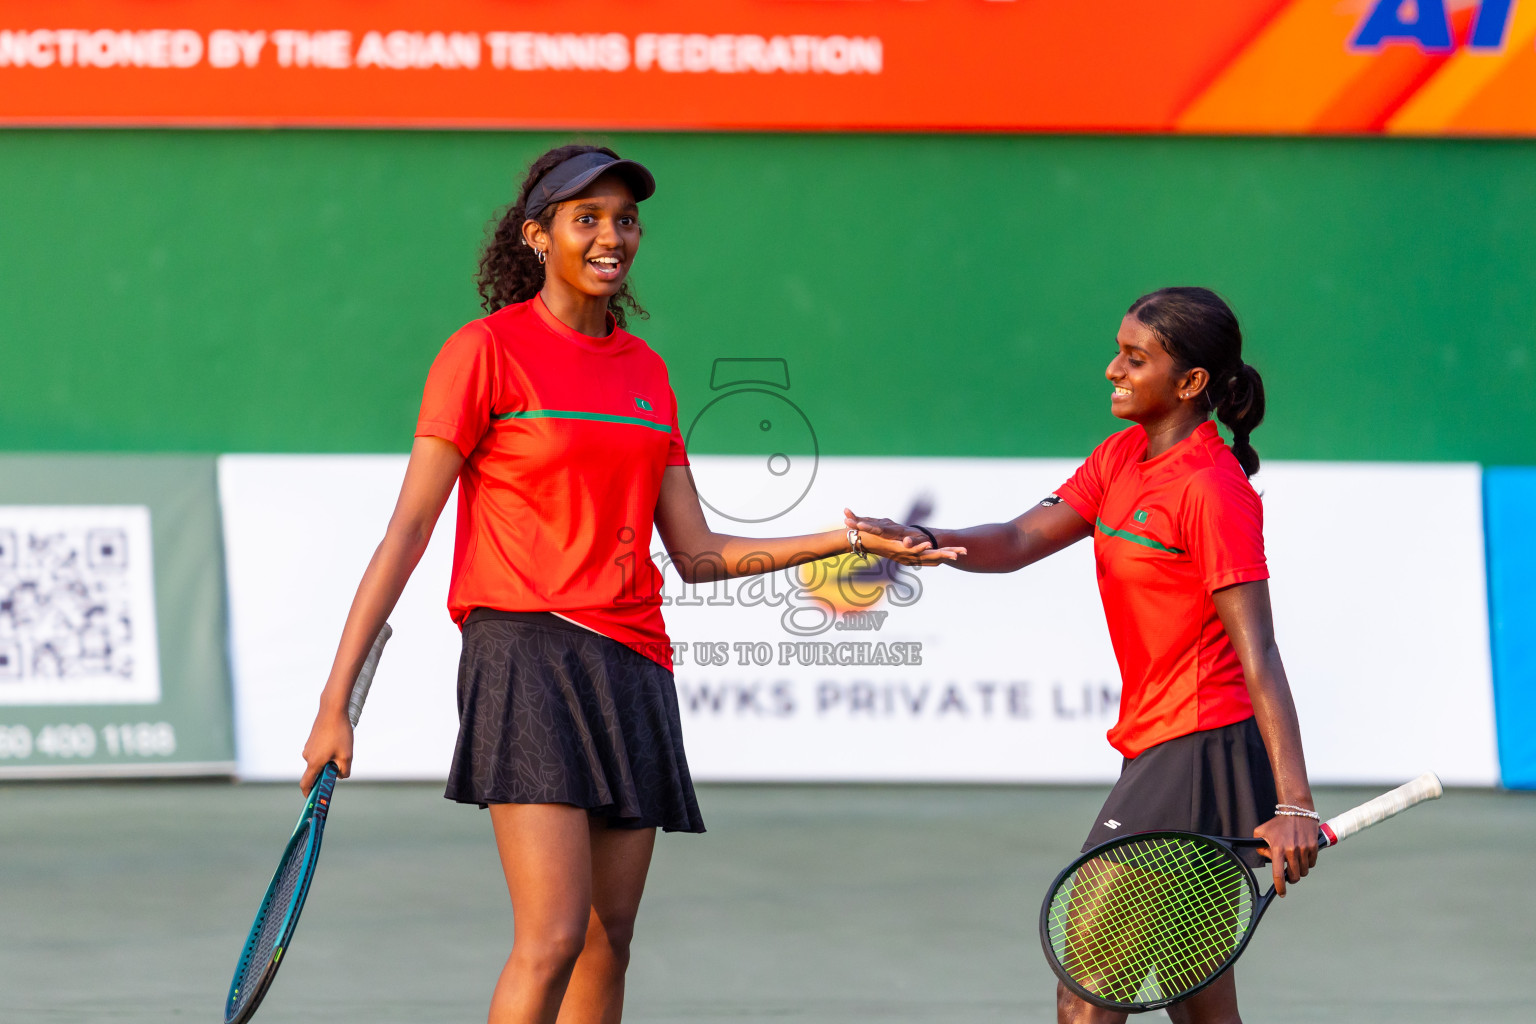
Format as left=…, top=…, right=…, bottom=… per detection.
left=1319, top=772, right=1442, bottom=848
left=346, top=623, right=393, bottom=728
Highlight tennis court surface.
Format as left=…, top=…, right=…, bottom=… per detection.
left=2, top=782, right=1529, bottom=1023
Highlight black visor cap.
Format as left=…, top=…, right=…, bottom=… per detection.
left=523, top=152, right=656, bottom=223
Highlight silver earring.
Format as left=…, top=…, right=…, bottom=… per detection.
left=537, top=249, right=547, bottom=265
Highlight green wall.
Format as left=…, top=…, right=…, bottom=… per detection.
left=2, top=130, right=1532, bottom=462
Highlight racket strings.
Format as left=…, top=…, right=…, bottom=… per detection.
left=1052, top=840, right=1249, bottom=1001
left=1046, top=836, right=1255, bottom=1006
left=1056, top=857, right=1234, bottom=1001
left=228, top=833, right=313, bottom=1017
left=1100, top=842, right=1246, bottom=992
left=1055, top=842, right=1231, bottom=954
left=1055, top=861, right=1205, bottom=997
left=1060, top=842, right=1246, bottom=998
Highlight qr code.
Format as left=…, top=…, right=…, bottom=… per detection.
left=0, top=507, right=161, bottom=706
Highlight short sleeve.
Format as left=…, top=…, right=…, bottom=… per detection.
left=665, top=384, right=689, bottom=467
left=415, top=323, right=497, bottom=457
left=1056, top=443, right=1111, bottom=524
left=1182, top=468, right=1268, bottom=593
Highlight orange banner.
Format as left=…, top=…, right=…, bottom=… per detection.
left=2, top=1, right=1534, bottom=134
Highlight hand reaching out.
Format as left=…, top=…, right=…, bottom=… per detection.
left=844, top=509, right=967, bottom=565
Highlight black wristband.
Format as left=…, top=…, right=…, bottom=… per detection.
left=912, top=525, right=939, bottom=548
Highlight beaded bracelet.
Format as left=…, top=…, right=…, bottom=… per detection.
left=1274, top=803, right=1320, bottom=820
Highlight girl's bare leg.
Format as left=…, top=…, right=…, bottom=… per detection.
left=556, top=822, right=656, bottom=1024
left=1057, top=970, right=1241, bottom=1024
left=487, top=803, right=594, bottom=1024
left=1057, top=984, right=1127, bottom=1024
left=1165, top=970, right=1240, bottom=1024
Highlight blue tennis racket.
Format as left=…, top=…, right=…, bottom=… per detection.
left=224, top=623, right=392, bottom=1024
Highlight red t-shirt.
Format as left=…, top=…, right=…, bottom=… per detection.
left=1056, top=421, right=1268, bottom=758
left=415, top=295, right=689, bottom=668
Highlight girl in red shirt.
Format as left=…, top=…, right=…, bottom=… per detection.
left=848, top=287, right=1317, bottom=1024
left=298, top=145, right=917, bottom=1024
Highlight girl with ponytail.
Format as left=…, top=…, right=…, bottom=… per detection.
left=845, top=287, right=1316, bottom=1024
left=1127, top=286, right=1266, bottom=478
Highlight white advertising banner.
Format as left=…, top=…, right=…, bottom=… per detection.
left=219, top=455, right=1499, bottom=786
left=219, top=456, right=463, bottom=782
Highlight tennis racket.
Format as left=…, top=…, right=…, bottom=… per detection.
left=1040, top=771, right=1443, bottom=1013
left=224, top=623, right=392, bottom=1024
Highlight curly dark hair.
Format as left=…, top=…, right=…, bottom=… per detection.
left=475, top=143, right=648, bottom=328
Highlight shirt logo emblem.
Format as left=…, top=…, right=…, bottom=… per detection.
left=1133, top=509, right=1150, bottom=524
left=633, top=397, right=653, bottom=412
left=1104, top=818, right=1122, bottom=830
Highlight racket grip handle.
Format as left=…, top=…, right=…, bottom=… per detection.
left=346, top=623, right=393, bottom=727
left=1318, top=771, right=1442, bottom=848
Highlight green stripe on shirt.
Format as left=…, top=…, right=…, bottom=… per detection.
left=1096, top=518, right=1186, bottom=555
left=494, top=409, right=672, bottom=433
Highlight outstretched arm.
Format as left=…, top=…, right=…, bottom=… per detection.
left=653, top=465, right=962, bottom=582
left=299, top=435, right=464, bottom=793
left=845, top=498, right=1091, bottom=572
left=1212, top=579, right=1318, bottom=896
left=654, top=464, right=848, bottom=582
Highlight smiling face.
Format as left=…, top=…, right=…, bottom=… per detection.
left=1106, top=314, right=1208, bottom=424
left=523, top=172, right=641, bottom=305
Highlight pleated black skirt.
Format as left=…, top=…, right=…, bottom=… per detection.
left=1080, top=717, right=1278, bottom=867
left=444, top=609, right=705, bottom=833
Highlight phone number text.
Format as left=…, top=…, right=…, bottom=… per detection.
left=0, top=722, right=177, bottom=759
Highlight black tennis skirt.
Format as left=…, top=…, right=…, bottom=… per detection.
left=444, top=609, right=705, bottom=833
left=1081, top=717, right=1277, bottom=867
